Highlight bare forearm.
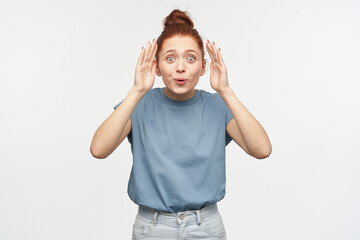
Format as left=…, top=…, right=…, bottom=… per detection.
left=90, top=87, right=145, bottom=158
left=219, top=87, right=272, bottom=157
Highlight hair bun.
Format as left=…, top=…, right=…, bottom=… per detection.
left=156, top=9, right=205, bottom=60
left=163, top=9, right=194, bottom=29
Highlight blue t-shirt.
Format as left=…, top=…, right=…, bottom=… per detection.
left=114, top=87, right=233, bottom=213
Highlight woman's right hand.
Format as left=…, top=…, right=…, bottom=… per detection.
left=133, top=39, right=158, bottom=93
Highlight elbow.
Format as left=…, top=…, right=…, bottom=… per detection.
left=90, top=144, right=108, bottom=159
left=254, top=146, right=272, bottom=160
left=256, top=152, right=271, bottom=159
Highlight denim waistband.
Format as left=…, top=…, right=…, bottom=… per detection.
left=136, top=203, right=219, bottom=227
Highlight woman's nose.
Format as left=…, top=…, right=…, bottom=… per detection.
left=176, top=60, right=185, bottom=73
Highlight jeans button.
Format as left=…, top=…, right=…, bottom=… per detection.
left=179, top=214, right=185, bottom=220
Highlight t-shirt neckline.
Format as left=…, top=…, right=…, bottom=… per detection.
left=159, top=87, right=200, bottom=106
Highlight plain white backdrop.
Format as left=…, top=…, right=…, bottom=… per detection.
left=1, top=0, right=359, bottom=239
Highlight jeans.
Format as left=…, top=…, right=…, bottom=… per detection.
left=131, top=203, right=227, bottom=240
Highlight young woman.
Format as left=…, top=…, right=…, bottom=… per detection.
left=90, top=9, right=271, bottom=240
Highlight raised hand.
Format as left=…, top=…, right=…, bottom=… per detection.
left=205, top=40, right=230, bottom=94
left=133, top=39, right=158, bottom=93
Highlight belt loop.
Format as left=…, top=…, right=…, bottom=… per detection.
left=152, top=211, right=159, bottom=226
left=196, top=210, right=201, bottom=225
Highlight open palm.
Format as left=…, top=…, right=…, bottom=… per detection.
left=205, top=40, right=230, bottom=93
left=133, top=39, right=158, bottom=93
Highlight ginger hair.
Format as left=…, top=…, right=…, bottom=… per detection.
left=155, top=9, right=205, bottom=61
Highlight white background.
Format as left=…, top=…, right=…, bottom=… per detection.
left=1, top=0, right=359, bottom=239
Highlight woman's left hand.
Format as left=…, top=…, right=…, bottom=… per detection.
left=206, top=40, right=230, bottom=94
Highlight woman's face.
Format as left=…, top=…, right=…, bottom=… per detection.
left=156, top=35, right=206, bottom=101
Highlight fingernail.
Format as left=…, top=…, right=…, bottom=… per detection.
left=219, top=48, right=221, bottom=51
left=207, top=39, right=210, bottom=43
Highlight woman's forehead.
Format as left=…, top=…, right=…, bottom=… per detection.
left=160, top=36, right=201, bottom=54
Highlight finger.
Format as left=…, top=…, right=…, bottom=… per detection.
left=218, top=48, right=225, bottom=67
left=206, top=40, right=214, bottom=60
left=143, top=41, right=152, bottom=63
left=150, top=39, right=158, bottom=62
left=206, top=40, right=215, bottom=63
left=213, top=47, right=221, bottom=67
left=211, top=41, right=220, bottom=63
left=148, top=39, right=157, bottom=62
left=137, top=46, right=145, bottom=66
left=151, top=59, right=157, bottom=75
left=209, top=41, right=220, bottom=64
left=145, top=39, right=156, bottom=62
left=207, top=41, right=221, bottom=71
left=152, top=44, right=158, bottom=64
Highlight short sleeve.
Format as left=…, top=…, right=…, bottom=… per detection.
left=224, top=102, right=234, bottom=146
left=113, top=99, right=133, bottom=144
left=114, top=99, right=133, bottom=120
left=225, top=104, right=233, bottom=126
left=114, top=100, right=123, bottom=110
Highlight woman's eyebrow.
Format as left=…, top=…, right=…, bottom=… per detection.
left=164, top=49, right=199, bottom=55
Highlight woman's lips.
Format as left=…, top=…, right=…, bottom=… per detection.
left=175, top=78, right=187, bottom=85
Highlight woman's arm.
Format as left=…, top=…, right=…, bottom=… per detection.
left=90, top=87, right=145, bottom=159
left=206, top=40, right=272, bottom=159
left=90, top=39, right=158, bottom=159
left=222, top=88, right=272, bottom=159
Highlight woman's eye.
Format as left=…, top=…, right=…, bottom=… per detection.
left=188, top=56, right=195, bottom=61
left=166, top=56, right=175, bottom=61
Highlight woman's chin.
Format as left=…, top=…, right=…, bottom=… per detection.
left=164, top=85, right=196, bottom=100
left=168, top=86, right=191, bottom=94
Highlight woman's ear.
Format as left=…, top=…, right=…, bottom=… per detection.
left=200, top=59, right=206, bottom=76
